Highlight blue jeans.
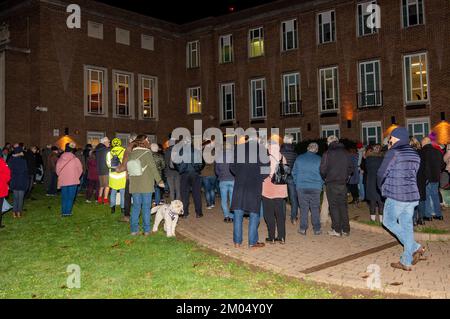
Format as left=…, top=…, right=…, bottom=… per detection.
left=425, top=182, right=442, bottom=218
left=202, top=176, right=217, bottom=206
left=131, top=193, right=152, bottom=233
left=413, top=200, right=426, bottom=222
left=219, top=180, right=234, bottom=219
left=287, top=179, right=299, bottom=220
left=358, top=173, right=365, bottom=200
left=110, top=188, right=125, bottom=209
left=61, top=185, right=78, bottom=216
left=297, top=189, right=321, bottom=232
left=13, top=190, right=25, bottom=212
left=233, top=209, right=260, bottom=246
left=383, top=198, right=420, bottom=267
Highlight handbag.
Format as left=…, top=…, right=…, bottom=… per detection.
left=2, top=199, right=12, bottom=213
left=271, top=156, right=291, bottom=185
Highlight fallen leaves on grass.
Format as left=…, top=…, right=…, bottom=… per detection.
left=111, top=242, right=120, bottom=248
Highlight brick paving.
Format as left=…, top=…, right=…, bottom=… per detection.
left=176, top=202, right=450, bottom=298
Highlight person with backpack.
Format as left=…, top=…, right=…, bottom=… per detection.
left=0, top=155, right=11, bottom=228
left=106, top=138, right=126, bottom=215
left=127, top=135, right=164, bottom=236
left=56, top=143, right=83, bottom=217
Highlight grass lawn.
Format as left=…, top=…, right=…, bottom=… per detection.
left=0, top=185, right=356, bottom=299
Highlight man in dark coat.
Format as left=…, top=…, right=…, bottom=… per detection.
left=8, top=147, right=29, bottom=218
left=230, top=136, right=269, bottom=248
left=421, top=137, right=446, bottom=221
left=280, top=134, right=299, bottom=224
left=320, top=136, right=354, bottom=237
left=95, top=137, right=110, bottom=204
left=377, top=127, right=423, bottom=271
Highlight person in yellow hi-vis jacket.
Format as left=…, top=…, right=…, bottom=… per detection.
left=106, top=138, right=126, bottom=215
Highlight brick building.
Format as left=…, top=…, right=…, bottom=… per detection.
left=0, top=0, right=449, bottom=148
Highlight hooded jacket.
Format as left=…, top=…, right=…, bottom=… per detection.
left=377, top=134, right=420, bottom=202
left=320, top=142, right=354, bottom=185
left=8, top=153, right=28, bottom=191
left=0, top=158, right=11, bottom=197
left=422, top=144, right=445, bottom=183
left=56, top=152, right=83, bottom=188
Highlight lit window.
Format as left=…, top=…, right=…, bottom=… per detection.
left=402, top=0, right=424, bottom=28
left=250, top=78, right=266, bottom=119
left=407, top=117, right=430, bottom=141
left=358, top=1, right=378, bottom=36
left=113, top=71, right=134, bottom=118
left=219, top=34, right=233, bottom=63
left=318, top=10, right=335, bottom=44
left=87, top=131, right=105, bottom=147
left=188, top=87, right=201, bottom=114
left=282, top=72, right=301, bottom=115
left=187, top=41, right=200, bottom=68
left=249, top=27, right=264, bottom=58
left=319, top=66, right=339, bottom=112
left=358, top=60, right=382, bottom=108
left=139, top=75, right=157, bottom=119
left=220, top=83, right=235, bottom=122
left=404, top=52, right=428, bottom=104
left=361, top=121, right=382, bottom=145
left=285, top=128, right=301, bottom=144
left=84, top=65, right=107, bottom=116
left=281, top=19, right=298, bottom=51
left=321, top=124, right=340, bottom=138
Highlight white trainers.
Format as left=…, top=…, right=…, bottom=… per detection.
left=328, top=230, right=342, bottom=237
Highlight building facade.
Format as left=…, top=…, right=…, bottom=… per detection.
left=0, top=0, right=449, bottom=148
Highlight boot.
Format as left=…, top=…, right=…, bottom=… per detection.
left=111, top=206, right=115, bottom=214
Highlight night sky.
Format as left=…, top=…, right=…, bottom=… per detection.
left=96, top=0, right=278, bottom=24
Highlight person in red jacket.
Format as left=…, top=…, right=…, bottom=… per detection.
left=0, top=157, right=11, bottom=228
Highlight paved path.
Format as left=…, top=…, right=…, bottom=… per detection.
left=177, top=204, right=450, bottom=298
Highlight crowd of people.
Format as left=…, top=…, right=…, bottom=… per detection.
left=0, top=127, right=449, bottom=271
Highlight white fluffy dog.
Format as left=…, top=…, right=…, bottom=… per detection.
left=151, top=200, right=184, bottom=237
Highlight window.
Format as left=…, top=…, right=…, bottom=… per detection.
left=187, top=41, right=200, bottom=68
left=321, top=125, right=340, bottom=138
left=115, top=28, right=130, bottom=45
left=116, top=133, right=131, bottom=147
left=219, top=34, right=233, bottom=63
left=88, top=21, right=103, bottom=39
left=319, top=66, right=339, bottom=112
left=87, top=131, right=105, bottom=147
left=112, top=70, right=134, bottom=118
left=250, top=78, right=266, bottom=119
left=282, top=72, right=301, bottom=115
left=249, top=27, right=264, bottom=57
left=188, top=87, right=201, bottom=114
left=141, top=34, right=154, bottom=51
left=139, top=75, right=157, bottom=119
left=358, top=60, right=382, bottom=107
left=402, top=0, right=424, bottom=27
left=404, top=52, right=428, bottom=104
left=358, top=1, right=378, bottom=36
left=281, top=19, right=298, bottom=51
left=407, top=117, right=430, bottom=141
left=361, top=121, right=382, bottom=145
left=317, top=10, right=335, bottom=44
left=285, top=128, right=301, bottom=144
left=220, top=83, right=235, bottom=122
left=84, top=65, right=107, bottom=116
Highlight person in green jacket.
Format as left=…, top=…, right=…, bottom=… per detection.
left=106, top=138, right=126, bottom=215
left=128, top=135, right=164, bottom=236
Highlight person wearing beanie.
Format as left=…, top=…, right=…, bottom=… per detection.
left=56, top=143, right=83, bottom=216
left=377, top=127, right=424, bottom=271
left=106, top=138, right=126, bottom=215
left=421, top=137, right=446, bottom=221
left=7, top=147, right=28, bottom=218
left=150, top=143, right=165, bottom=206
